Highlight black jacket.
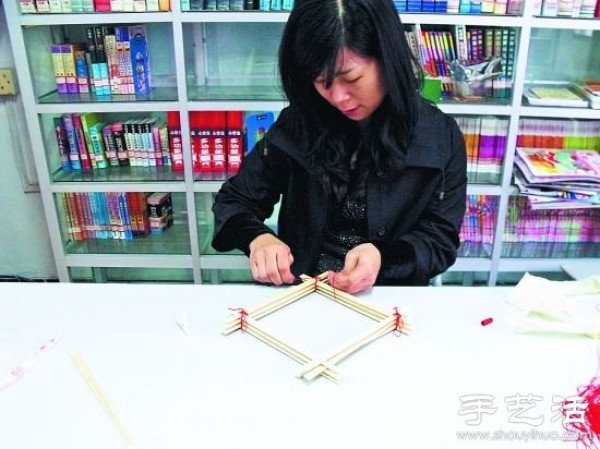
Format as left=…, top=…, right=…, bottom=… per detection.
left=212, top=99, right=467, bottom=285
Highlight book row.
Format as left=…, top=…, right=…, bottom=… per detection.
left=59, top=191, right=174, bottom=242
left=20, top=0, right=169, bottom=12
left=53, top=110, right=273, bottom=174
left=20, top=0, right=294, bottom=10
left=181, top=0, right=294, bottom=10
left=394, top=0, right=524, bottom=13
left=51, top=25, right=151, bottom=97
left=504, top=196, right=600, bottom=240
left=406, top=25, right=517, bottom=99
left=460, top=195, right=600, bottom=244
left=54, top=113, right=174, bottom=171
left=19, top=0, right=600, bottom=15
left=534, top=0, right=600, bottom=17
left=454, top=115, right=509, bottom=183
left=517, top=118, right=600, bottom=150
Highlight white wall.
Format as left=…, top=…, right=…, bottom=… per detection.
left=0, top=5, right=57, bottom=279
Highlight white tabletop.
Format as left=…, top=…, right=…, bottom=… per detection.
left=0, top=282, right=597, bottom=449
left=561, top=261, right=600, bottom=280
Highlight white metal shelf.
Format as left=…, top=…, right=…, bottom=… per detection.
left=181, top=11, right=289, bottom=22
left=64, top=253, right=193, bottom=268
left=187, top=100, right=288, bottom=111
left=498, top=257, right=600, bottom=272
left=51, top=182, right=187, bottom=193
left=530, top=17, right=600, bottom=30
left=401, top=13, right=525, bottom=27
left=438, top=103, right=514, bottom=116
left=518, top=105, right=600, bottom=119
left=36, top=101, right=182, bottom=114
left=20, top=11, right=174, bottom=25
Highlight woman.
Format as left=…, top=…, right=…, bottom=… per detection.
left=212, top=0, right=467, bottom=293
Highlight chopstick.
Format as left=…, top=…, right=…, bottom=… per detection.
left=238, top=316, right=341, bottom=382
left=223, top=274, right=327, bottom=334
left=70, top=353, right=134, bottom=447
left=297, top=315, right=400, bottom=381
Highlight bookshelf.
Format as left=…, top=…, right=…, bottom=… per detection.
left=3, top=0, right=599, bottom=285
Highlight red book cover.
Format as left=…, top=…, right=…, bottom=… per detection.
left=66, top=193, right=83, bottom=241
left=138, top=192, right=150, bottom=236
left=189, top=111, right=201, bottom=172
left=167, top=111, right=184, bottom=172
left=211, top=111, right=227, bottom=172
left=126, top=192, right=139, bottom=235
left=226, top=111, right=244, bottom=173
left=196, top=112, right=212, bottom=172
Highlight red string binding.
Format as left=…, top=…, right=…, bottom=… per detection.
left=393, top=307, right=403, bottom=337
left=228, top=307, right=248, bottom=331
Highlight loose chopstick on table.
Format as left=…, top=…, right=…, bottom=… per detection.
left=70, top=353, right=134, bottom=447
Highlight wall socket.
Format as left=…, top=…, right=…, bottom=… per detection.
left=0, top=69, right=18, bottom=96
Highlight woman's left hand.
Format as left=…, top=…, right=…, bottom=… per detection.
left=328, top=243, right=381, bottom=294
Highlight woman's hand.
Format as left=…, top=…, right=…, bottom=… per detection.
left=328, top=243, right=381, bottom=294
left=249, top=234, right=296, bottom=285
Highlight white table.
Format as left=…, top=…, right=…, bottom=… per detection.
left=0, top=282, right=597, bottom=449
left=561, top=261, right=600, bottom=280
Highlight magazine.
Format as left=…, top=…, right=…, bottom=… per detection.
left=523, top=84, right=589, bottom=108
left=515, top=147, right=600, bottom=184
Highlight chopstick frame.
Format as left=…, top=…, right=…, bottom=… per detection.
left=242, top=317, right=340, bottom=382
left=302, top=276, right=392, bottom=319
left=316, top=289, right=387, bottom=321
left=223, top=276, right=325, bottom=331
left=298, top=315, right=398, bottom=381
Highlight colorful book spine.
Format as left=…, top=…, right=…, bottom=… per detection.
left=48, top=0, right=62, bottom=12
left=54, top=117, right=72, bottom=172
left=226, top=111, right=244, bottom=173
left=74, top=49, right=90, bottom=94
left=167, top=112, right=184, bottom=171
left=129, top=26, right=151, bottom=95
left=72, top=114, right=93, bottom=170
left=51, top=44, right=68, bottom=94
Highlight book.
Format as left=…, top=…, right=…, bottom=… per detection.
left=523, top=84, right=588, bottom=108
left=573, top=81, right=600, bottom=109
left=515, top=147, right=600, bottom=183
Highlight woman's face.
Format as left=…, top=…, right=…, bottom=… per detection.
left=313, top=47, right=386, bottom=122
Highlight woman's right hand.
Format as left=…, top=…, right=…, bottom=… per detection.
left=248, top=234, right=296, bottom=285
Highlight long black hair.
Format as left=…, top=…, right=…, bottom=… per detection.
left=278, top=0, right=422, bottom=189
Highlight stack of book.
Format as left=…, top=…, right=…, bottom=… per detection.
left=573, top=80, right=600, bottom=110
left=514, top=147, right=600, bottom=210
left=523, top=83, right=589, bottom=108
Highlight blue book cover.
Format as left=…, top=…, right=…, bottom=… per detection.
left=406, top=0, right=422, bottom=12
left=421, top=0, right=435, bottom=11
left=245, top=112, right=275, bottom=155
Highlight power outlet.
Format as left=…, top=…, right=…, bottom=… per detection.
left=0, top=69, right=17, bottom=96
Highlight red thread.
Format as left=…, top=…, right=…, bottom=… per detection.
left=228, top=307, right=248, bottom=331
left=480, top=317, right=493, bottom=326
left=562, top=375, right=600, bottom=449
left=393, top=307, right=403, bottom=336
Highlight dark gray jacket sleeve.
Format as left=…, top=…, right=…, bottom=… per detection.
left=212, top=139, right=289, bottom=255
left=374, top=117, right=467, bottom=284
